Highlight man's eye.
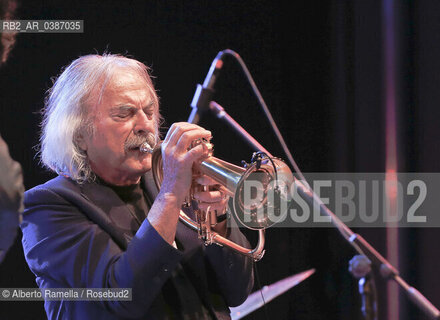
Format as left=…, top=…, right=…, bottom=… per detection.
left=116, top=112, right=132, bottom=119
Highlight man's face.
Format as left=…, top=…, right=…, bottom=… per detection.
left=79, top=68, right=158, bottom=185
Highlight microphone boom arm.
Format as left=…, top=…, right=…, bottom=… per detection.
left=188, top=49, right=440, bottom=319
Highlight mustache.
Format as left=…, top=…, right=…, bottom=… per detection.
left=124, top=132, right=157, bottom=152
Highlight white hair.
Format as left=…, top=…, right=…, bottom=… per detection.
left=40, top=53, right=161, bottom=183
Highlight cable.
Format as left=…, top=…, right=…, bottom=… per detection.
left=251, top=151, right=279, bottom=181
left=220, top=50, right=360, bottom=243
left=219, top=49, right=308, bottom=186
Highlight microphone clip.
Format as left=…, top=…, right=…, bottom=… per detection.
left=190, top=84, right=215, bottom=115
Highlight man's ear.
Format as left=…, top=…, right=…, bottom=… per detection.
left=75, top=133, right=88, bottom=151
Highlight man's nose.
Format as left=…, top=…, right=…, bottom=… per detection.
left=134, top=112, right=154, bottom=135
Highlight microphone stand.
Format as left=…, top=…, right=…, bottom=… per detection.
left=189, top=49, right=440, bottom=319
left=205, top=100, right=440, bottom=320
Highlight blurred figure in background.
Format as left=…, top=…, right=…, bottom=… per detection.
left=0, top=137, right=23, bottom=262
left=0, top=0, right=24, bottom=262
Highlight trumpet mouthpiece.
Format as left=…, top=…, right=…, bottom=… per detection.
left=139, top=133, right=157, bottom=153
left=140, top=142, right=154, bottom=153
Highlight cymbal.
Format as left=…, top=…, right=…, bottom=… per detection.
left=230, top=268, right=316, bottom=320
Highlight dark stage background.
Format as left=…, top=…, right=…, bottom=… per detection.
left=0, top=1, right=439, bottom=319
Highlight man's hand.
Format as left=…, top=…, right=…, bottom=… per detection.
left=147, top=122, right=211, bottom=245
left=194, top=175, right=230, bottom=236
left=159, top=122, right=211, bottom=203
left=193, top=175, right=229, bottom=212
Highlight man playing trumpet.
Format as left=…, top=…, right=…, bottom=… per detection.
left=21, top=54, right=254, bottom=319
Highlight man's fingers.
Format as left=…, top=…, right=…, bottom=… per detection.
left=194, top=175, right=219, bottom=186
left=197, top=201, right=228, bottom=211
left=163, top=122, right=188, bottom=144
left=164, top=122, right=211, bottom=150
left=175, top=129, right=211, bottom=154
left=183, top=144, right=210, bottom=164
left=194, top=190, right=227, bottom=203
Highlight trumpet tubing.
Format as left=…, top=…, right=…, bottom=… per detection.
left=147, top=139, right=294, bottom=261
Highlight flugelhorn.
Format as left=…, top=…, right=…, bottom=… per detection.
left=140, top=137, right=293, bottom=261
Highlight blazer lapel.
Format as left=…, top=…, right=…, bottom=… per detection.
left=80, top=180, right=139, bottom=250
left=78, top=170, right=160, bottom=250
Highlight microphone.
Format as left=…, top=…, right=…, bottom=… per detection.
left=188, top=51, right=224, bottom=124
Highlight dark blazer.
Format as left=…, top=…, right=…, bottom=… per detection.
left=21, top=172, right=254, bottom=319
